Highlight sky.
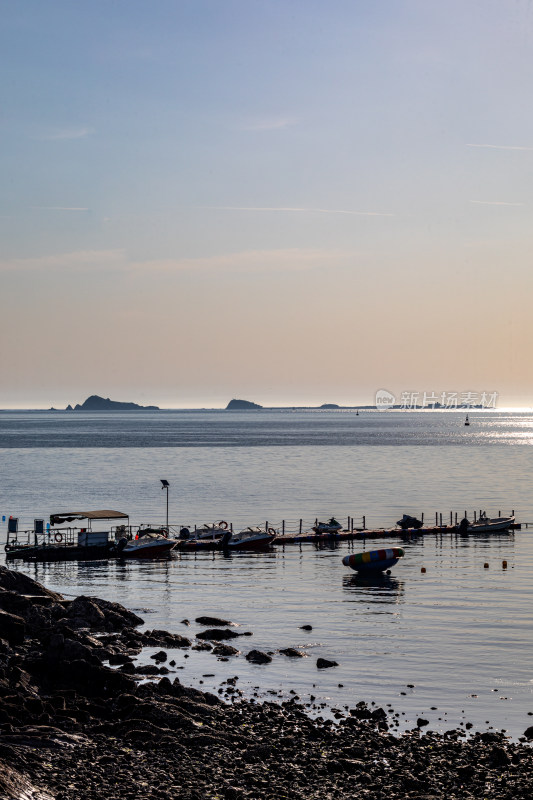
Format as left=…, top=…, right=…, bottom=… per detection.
left=2, top=0, right=533, bottom=409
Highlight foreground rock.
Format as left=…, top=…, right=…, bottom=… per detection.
left=1, top=565, right=533, bottom=800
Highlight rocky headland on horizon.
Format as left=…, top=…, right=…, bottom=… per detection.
left=1, top=564, right=533, bottom=800
left=60, top=395, right=159, bottom=411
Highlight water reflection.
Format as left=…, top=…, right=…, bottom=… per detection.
left=342, top=573, right=405, bottom=603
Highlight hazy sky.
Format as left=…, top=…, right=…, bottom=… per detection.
left=2, top=0, right=533, bottom=408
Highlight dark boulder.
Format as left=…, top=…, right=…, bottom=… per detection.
left=317, top=658, right=338, bottom=669
left=66, top=596, right=143, bottom=631
left=195, top=616, right=232, bottom=626
left=212, top=644, right=239, bottom=657
left=280, top=648, right=304, bottom=658
left=246, top=650, right=272, bottom=664
left=141, top=630, right=191, bottom=648
left=196, top=628, right=240, bottom=641
left=0, top=566, right=63, bottom=601
left=0, top=609, right=26, bottom=645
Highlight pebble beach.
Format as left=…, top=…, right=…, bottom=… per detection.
left=2, top=563, right=533, bottom=800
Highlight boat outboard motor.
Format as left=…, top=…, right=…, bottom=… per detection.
left=220, top=530, right=232, bottom=548
left=458, top=516, right=470, bottom=535
left=116, top=537, right=128, bottom=554
left=179, top=527, right=190, bottom=540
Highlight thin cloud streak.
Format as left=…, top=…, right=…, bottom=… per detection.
left=201, top=206, right=394, bottom=217
left=36, top=127, right=93, bottom=141
left=239, top=117, right=298, bottom=131
left=467, top=143, right=533, bottom=151
left=0, top=247, right=352, bottom=274
left=30, top=206, right=90, bottom=212
left=469, top=200, right=524, bottom=207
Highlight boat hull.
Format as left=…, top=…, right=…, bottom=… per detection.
left=120, top=540, right=176, bottom=558
left=6, top=544, right=115, bottom=563
left=465, top=518, right=514, bottom=533
left=223, top=534, right=275, bottom=551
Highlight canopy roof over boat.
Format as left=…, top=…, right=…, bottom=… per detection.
left=50, top=510, right=129, bottom=526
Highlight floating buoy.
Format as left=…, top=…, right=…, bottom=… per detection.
left=421, top=567, right=426, bottom=573
left=502, top=560, right=507, bottom=569
left=342, top=547, right=404, bottom=573
left=484, top=562, right=489, bottom=569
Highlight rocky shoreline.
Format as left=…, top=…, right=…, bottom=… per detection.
left=1, top=564, right=532, bottom=800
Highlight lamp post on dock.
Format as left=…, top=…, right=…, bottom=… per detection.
left=160, top=479, right=169, bottom=530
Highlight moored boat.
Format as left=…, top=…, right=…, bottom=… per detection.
left=221, top=526, right=276, bottom=551
left=312, top=517, right=343, bottom=534
left=175, top=520, right=229, bottom=551
left=5, top=510, right=129, bottom=562
left=342, top=547, right=404, bottom=573
left=463, top=514, right=514, bottom=534
left=116, top=527, right=177, bottom=558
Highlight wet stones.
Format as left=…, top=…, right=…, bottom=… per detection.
left=195, top=616, right=232, bottom=627
left=142, top=630, right=191, bottom=648
left=316, top=658, right=338, bottom=669
left=196, top=628, right=240, bottom=641
left=246, top=650, right=272, bottom=664
left=0, top=608, right=26, bottom=645
left=150, top=650, right=167, bottom=663
left=212, top=644, right=239, bottom=657
left=279, top=648, right=304, bottom=658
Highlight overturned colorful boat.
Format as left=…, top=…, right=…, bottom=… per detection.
left=342, top=547, right=404, bottom=573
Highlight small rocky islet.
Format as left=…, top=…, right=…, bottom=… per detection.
left=1, top=565, right=533, bottom=800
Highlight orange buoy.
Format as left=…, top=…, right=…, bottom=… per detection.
left=484, top=562, right=489, bottom=569
left=421, top=567, right=426, bottom=573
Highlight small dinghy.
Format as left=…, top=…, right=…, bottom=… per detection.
left=342, top=547, right=404, bottom=573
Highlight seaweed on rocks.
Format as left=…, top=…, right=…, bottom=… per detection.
left=1, top=564, right=533, bottom=800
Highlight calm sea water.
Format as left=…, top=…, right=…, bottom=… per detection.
left=2, top=409, right=533, bottom=738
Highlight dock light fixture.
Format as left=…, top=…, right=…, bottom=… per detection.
left=160, top=479, right=169, bottom=530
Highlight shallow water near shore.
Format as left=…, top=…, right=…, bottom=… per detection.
left=2, top=409, right=533, bottom=739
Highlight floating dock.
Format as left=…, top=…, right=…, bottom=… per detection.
left=273, top=522, right=521, bottom=545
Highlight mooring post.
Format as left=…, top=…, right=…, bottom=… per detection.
left=450, top=511, right=452, bottom=526
left=282, top=520, right=285, bottom=536
left=299, top=519, right=302, bottom=535
left=362, top=515, right=366, bottom=530
left=435, top=512, right=438, bottom=526
left=474, top=511, right=477, bottom=522
left=440, top=513, right=442, bottom=527
left=421, top=512, right=424, bottom=524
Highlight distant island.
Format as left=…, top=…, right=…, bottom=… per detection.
left=225, top=398, right=263, bottom=410
left=65, top=395, right=159, bottom=411
left=319, top=403, right=340, bottom=409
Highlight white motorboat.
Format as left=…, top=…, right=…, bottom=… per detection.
left=176, top=521, right=229, bottom=552
left=221, top=526, right=276, bottom=551
left=116, top=528, right=177, bottom=558
left=195, top=521, right=229, bottom=539
left=465, top=514, right=514, bottom=533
